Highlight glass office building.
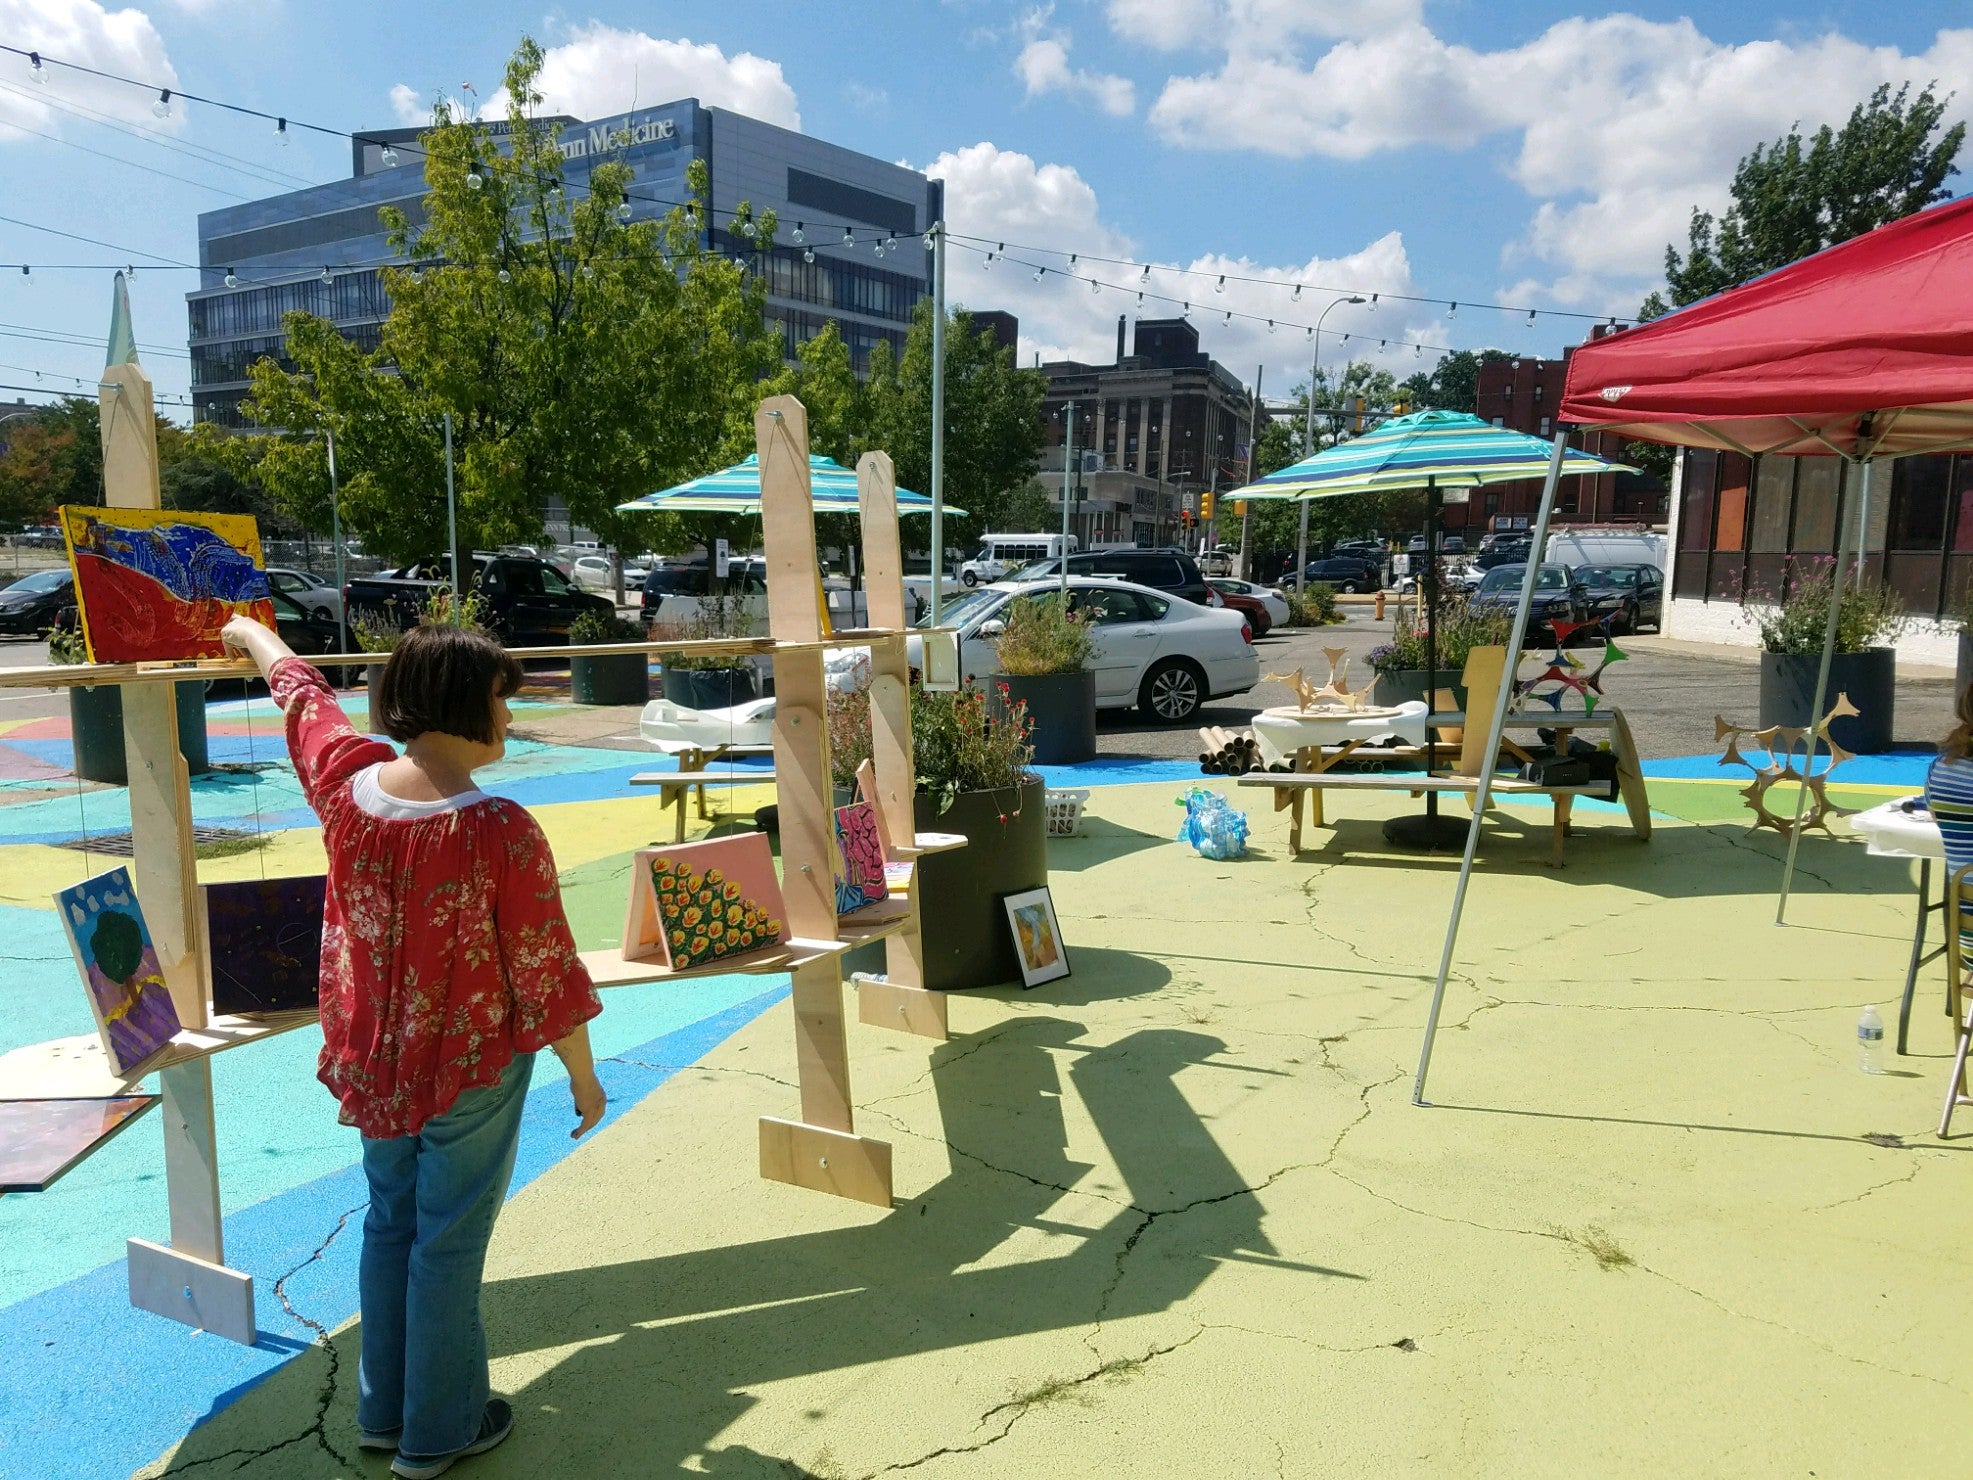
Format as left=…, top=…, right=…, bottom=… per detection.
left=189, top=102, right=942, bottom=426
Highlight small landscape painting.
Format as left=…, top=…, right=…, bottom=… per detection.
left=55, top=866, right=181, bottom=1076
left=59, top=505, right=276, bottom=663
left=0, top=1096, right=159, bottom=1192
left=1002, top=885, right=1070, bottom=989
left=203, top=877, right=327, bottom=1016
left=623, top=834, right=786, bottom=972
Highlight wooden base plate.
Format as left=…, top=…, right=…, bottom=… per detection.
left=128, top=1237, right=255, bottom=1345
left=853, top=975, right=949, bottom=1040
left=758, top=1117, right=893, bottom=1207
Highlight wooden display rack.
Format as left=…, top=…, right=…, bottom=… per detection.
left=0, top=390, right=963, bottom=1345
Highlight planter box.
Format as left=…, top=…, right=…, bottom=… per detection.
left=572, top=653, right=651, bottom=706
left=662, top=666, right=757, bottom=711
left=914, top=777, right=1048, bottom=991
left=1758, top=648, right=1895, bottom=754
left=69, top=679, right=211, bottom=786
left=1372, top=669, right=1468, bottom=711
left=993, top=670, right=1096, bottom=765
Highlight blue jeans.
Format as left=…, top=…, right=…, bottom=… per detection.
left=356, top=1053, right=534, bottom=1456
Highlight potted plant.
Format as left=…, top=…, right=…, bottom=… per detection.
left=568, top=610, right=651, bottom=705
left=350, top=608, right=402, bottom=696
left=1749, top=557, right=1903, bottom=753
left=829, top=675, right=1045, bottom=991
left=51, top=623, right=211, bottom=784
left=1367, top=598, right=1511, bottom=708
left=651, top=594, right=759, bottom=710
left=988, top=592, right=1095, bottom=764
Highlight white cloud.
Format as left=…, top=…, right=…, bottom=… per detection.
left=482, top=24, right=801, bottom=129
left=1132, top=12, right=1973, bottom=306
left=0, top=0, right=182, bottom=140
left=845, top=82, right=889, bottom=113
left=388, top=83, right=426, bottom=125
left=1015, top=10, right=1135, bottom=116
left=926, top=141, right=1428, bottom=394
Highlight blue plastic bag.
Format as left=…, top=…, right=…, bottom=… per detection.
left=1175, top=786, right=1249, bottom=860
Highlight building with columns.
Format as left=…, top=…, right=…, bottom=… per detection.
left=1038, top=317, right=1256, bottom=547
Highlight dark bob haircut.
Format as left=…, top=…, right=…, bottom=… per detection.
left=372, top=624, right=523, bottom=745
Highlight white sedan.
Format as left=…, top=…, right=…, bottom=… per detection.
left=907, top=577, right=1260, bottom=724
left=571, top=555, right=644, bottom=593
left=1207, top=576, right=1290, bottom=629
left=265, top=566, right=342, bottom=621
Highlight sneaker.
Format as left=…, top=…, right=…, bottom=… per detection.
left=391, top=1400, right=514, bottom=1479
left=358, top=1426, right=401, bottom=1452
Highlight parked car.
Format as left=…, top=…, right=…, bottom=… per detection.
left=0, top=567, right=75, bottom=635
left=1571, top=563, right=1663, bottom=634
left=1442, top=534, right=1467, bottom=554
left=1473, top=539, right=1533, bottom=571
left=1300, top=556, right=1380, bottom=593
left=1011, top=547, right=1215, bottom=605
left=906, top=576, right=1258, bottom=723
left=1207, top=577, right=1290, bottom=630
left=1468, top=563, right=1589, bottom=641
left=570, top=554, right=644, bottom=594
left=12, top=525, right=65, bottom=550
left=1208, top=583, right=1273, bottom=637
left=265, top=566, right=343, bottom=623
left=343, top=554, right=611, bottom=647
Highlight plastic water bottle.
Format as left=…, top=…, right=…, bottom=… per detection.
left=1857, top=1005, right=1885, bottom=1074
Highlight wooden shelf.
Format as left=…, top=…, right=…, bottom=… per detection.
left=0, top=1010, right=319, bottom=1099
left=898, top=830, right=968, bottom=858
left=579, top=935, right=850, bottom=989
left=837, top=896, right=915, bottom=944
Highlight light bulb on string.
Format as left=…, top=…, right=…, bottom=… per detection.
left=1033, top=266, right=1045, bottom=282
left=497, top=268, right=511, bottom=284
left=410, top=265, right=424, bottom=284
left=616, top=201, right=632, bottom=221
left=320, top=266, right=332, bottom=283
left=922, top=231, right=936, bottom=250
left=982, top=252, right=994, bottom=271
left=1215, top=274, right=1226, bottom=293
left=152, top=89, right=171, bottom=120
left=1267, top=320, right=1276, bottom=334
left=792, top=222, right=805, bottom=244
left=1182, top=301, right=1189, bottom=313
left=1137, top=291, right=1144, bottom=307
left=1223, top=310, right=1232, bottom=325
left=885, top=233, right=897, bottom=251
left=1369, top=293, right=1379, bottom=310
left=803, top=247, right=815, bottom=264
left=380, top=143, right=399, bottom=167
left=842, top=227, right=855, bottom=247
left=1091, top=278, right=1099, bottom=293
left=1292, top=284, right=1302, bottom=301
left=125, top=265, right=135, bottom=282
left=740, top=217, right=757, bottom=238
left=1140, top=263, right=1150, bottom=281
left=1446, top=302, right=1457, bottom=319
left=466, top=162, right=483, bottom=190
left=1069, top=254, right=1077, bottom=266
left=224, top=267, right=237, bottom=288
left=29, top=52, right=47, bottom=83
left=581, top=263, right=595, bottom=279
left=19, top=265, right=27, bottom=281
left=1526, top=309, right=1537, bottom=327
left=1415, top=342, right=1423, bottom=357
left=275, top=118, right=289, bottom=147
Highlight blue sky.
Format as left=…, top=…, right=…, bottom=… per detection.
left=4, top=1, right=1972, bottom=414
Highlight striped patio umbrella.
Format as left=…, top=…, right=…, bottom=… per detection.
left=1227, top=408, right=1630, bottom=499
left=615, top=453, right=962, bottom=515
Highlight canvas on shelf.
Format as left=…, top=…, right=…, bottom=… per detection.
left=55, top=866, right=182, bottom=1076
left=1002, top=885, right=1070, bottom=989
left=834, top=801, right=889, bottom=916
left=0, top=1095, right=158, bottom=1192
left=200, top=877, right=327, bottom=1017
left=622, top=834, right=786, bottom=971
left=59, top=504, right=276, bottom=663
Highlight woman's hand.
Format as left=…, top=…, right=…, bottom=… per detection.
left=568, top=1068, right=606, bottom=1139
left=220, top=614, right=264, bottom=655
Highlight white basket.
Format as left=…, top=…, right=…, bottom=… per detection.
left=1045, top=788, right=1090, bottom=836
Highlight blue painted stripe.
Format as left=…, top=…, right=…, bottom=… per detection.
left=0, top=985, right=789, bottom=1480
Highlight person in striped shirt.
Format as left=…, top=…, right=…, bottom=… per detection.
left=1926, top=686, right=1973, bottom=936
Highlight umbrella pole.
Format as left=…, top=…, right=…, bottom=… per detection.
left=1776, top=456, right=1860, bottom=924
left=928, top=221, right=946, bottom=629
left=1414, top=434, right=1570, bottom=1105
left=1385, top=478, right=1464, bottom=849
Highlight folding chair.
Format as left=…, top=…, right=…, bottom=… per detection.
left=1936, top=864, right=1973, bottom=1138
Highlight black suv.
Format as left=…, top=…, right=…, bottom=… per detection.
left=1016, top=548, right=1212, bottom=604
left=1300, top=556, right=1381, bottom=593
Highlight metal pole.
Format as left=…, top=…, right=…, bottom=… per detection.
left=443, top=411, right=461, bottom=599
left=1414, top=434, right=1569, bottom=1106
left=1240, top=365, right=1261, bottom=578
left=929, top=221, right=947, bottom=629
left=1777, top=456, right=1861, bottom=923
left=1297, top=342, right=1317, bottom=596
left=327, top=428, right=345, bottom=651
left=1060, top=401, right=1075, bottom=599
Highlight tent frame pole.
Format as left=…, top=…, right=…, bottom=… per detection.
left=1776, top=456, right=1861, bottom=923
left=1414, top=433, right=1569, bottom=1106
left=928, top=221, right=946, bottom=629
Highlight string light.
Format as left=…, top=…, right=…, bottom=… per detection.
left=28, top=51, right=46, bottom=83
left=1305, top=327, right=1313, bottom=342
left=223, top=267, right=237, bottom=287
left=274, top=117, right=289, bottom=147
left=497, top=267, right=511, bottom=283
left=1446, top=302, right=1458, bottom=318
left=1140, top=264, right=1149, bottom=281
left=1137, top=291, right=1144, bottom=307
left=466, top=161, right=483, bottom=190
left=1369, top=293, right=1379, bottom=309
left=1215, top=274, right=1226, bottom=293
left=982, top=251, right=994, bottom=271
left=923, top=230, right=936, bottom=250
left=740, top=217, right=757, bottom=238
left=1267, top=320, right=1276, bottom=334
left=152, top=89, right=171, bottom=120
left=410, top=265, right=423, bottom=283
left=380, top=142, right=399, bottom=167
left=842, top=227, right=854, bottom=247
left=319, top=265, right=332, bottom=282
left=1068, top=253, right=1077, bottom=266
left=803, top=246, right=815, bottom=264
left=792, top=222, right=804, bottom=244
left=1526, top=309, right=1537, bottom=327
left=1033, top=266, right=1046, bottom=282
left=885, top=232, right=897, bottom=251
left=616, top=201, right=631, bottom=221
left=1223, top=309, right=1232, bottom=324
left=581, top=263, right=594, bottom=279
left=1292, top=285, right=1302, bottom=301
left=1090, top=278, right=1099, bottom=293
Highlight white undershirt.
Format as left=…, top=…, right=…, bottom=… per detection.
left=350, top=762, right=490, bottom=821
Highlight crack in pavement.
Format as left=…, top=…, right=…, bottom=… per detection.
left=160, top=1201, right=366, bottom=1476
left=606, top=1055, right=799, bottom=1092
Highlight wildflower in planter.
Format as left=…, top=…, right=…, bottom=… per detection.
left=1738, top=556, right=1906, bottom=654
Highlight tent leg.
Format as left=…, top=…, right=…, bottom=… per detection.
left=1776, top=458, right=1860, bottom=925
left=1413, top=435, right=1569, bottom=1106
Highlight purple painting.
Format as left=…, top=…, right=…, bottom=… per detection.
left=204, top=876, right=326, bottom=1016
left=56, top=866, right=181, bottom=1076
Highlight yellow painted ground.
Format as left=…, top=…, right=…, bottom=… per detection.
left=132, top=778, right=1971, bottom=1477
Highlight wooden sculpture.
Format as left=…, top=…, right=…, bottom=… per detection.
left=1266, top=647, right=1367, bottom=713
left=1714, top=694, right=1859, bottom=839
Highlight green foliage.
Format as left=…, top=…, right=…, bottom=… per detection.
left=992, top=593, right=1093, bottom=675
left=647, top=594, right=755, bottom=670
left=1367, top=596, right=1512, bottom=675
left=1000, top=479, right=1055, bottom=533
left=1285, top=583, right=1338, bottom=626
left=46, top=624, right=89, bottom=664
left=242, top=37, right=782, bottom=563
left=1398, top=348, right=1513, bottom=416
left=1649, top=83, right=1963, bottom=314
left=1746, top=557, right=1905, bottom=654
left=826, top=664, right=875, bottom=790
left=88, top=909, right=144, bottom=984
left=913, top=684, right=1034, bottom=814
left=0, top=397, right=194, bottom=527
left=569, top=609, right=645, bottom=644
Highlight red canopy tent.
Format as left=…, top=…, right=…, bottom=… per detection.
left=1413, top=196, right=1973, bottom=1105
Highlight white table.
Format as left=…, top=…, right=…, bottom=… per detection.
left=1249, top=701, right=1429, bottom=768
left=1851, top=798, right=1946, bottom=1055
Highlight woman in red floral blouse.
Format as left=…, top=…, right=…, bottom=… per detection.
left=225, top=615, right=604, bottom=1480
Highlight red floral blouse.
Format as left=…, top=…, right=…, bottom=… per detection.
left=271, top=659, right=601, bottom=1138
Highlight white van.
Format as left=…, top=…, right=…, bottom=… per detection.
left=959, top=533, right=1079, bottom=587
left=1545, top=527, right=1667, bottom=572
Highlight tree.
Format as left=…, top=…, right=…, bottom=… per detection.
left=242, top=37, right=783, bottom=564
left=0, top=397, right=193, bottom=526
left=1398, top=348, right=1512, bottom=415
left=863, top=302, right=1047, bottom=546
left=1642, top=82, right=1963, bottom=317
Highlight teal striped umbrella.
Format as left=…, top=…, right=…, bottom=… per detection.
left=616, top=454, right=962, bottom=515
left=1227, top=408, right=1630, bottom=498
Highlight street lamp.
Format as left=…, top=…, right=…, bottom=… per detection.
left=1296, top=294, right=1367, bottom=592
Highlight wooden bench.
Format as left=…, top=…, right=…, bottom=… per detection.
left=1239, top=769, right=1608, bottom=866
left=630, top=768, right=778, bottom=841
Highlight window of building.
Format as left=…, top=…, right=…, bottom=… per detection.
left=1789, top=457, right=1840, bottom=554
left=1750, top=456, right=1794, bottom=552
left=1538, top=416, right=1550, bottom=436
left=1490, top=417, right=1504, bottom=428
left=1889, top=453, right=1950, bottom=549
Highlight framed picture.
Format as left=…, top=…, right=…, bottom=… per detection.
left=622, top=833, right=786, bottom=972
left=58, top=504, right=276, bottom=663
left=1001, top=886, right=1069, bottom=989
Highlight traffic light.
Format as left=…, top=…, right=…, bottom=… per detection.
left=1392, top=395, right=1411, bottom=416
left=1181, top=509, right=1194, bottom=529
left=1349, top=395, right=1365, bottom=432
left=1200, top=491, right=1215, bottom=522
left=1232, top=499, right=1247, bottom=517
